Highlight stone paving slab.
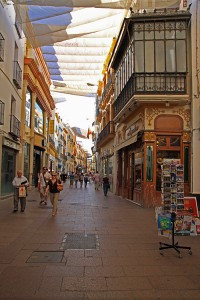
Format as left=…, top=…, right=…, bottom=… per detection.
left=0, top=182, right=199, bottom=300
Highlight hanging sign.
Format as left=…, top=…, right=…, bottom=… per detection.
left=49, top=120, right=54, bottom=134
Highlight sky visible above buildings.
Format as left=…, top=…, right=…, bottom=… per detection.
left=55, top=94, right=95, bottom=153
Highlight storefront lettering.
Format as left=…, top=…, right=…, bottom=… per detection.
left=127, top=125, right=139, bottom=137
left=3, top=137, right=19, bottom=150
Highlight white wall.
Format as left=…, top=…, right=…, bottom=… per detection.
left=0, top=1, right=25, bottom=133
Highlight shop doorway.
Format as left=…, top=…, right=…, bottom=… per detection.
left=33, top=150, right=42, bottom=187
left=156, top=150, right=180, bottom=191
left=1, top=147, right=16, bottom=196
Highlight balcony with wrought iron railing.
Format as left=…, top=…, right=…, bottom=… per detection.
left=0, top=100, right=5, bottom=125
left=13, top=61, right=22, bottom=89
left=114, top=72, right=187, bottom=117
left=49, top=136, right=55, bottom=147
left=9, top=115, right=20, bottom=138
left=97, top=121, right=114, bottom=148
left=102, top=76, right=114, bottom=101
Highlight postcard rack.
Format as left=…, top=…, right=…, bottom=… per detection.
left=159, top=212, right=192, bottom=258
left=159, top=159, right=192, bottom=258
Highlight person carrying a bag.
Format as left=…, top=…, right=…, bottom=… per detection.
left=12, top=170, right=29, bottom=213
left=45, top=172, right=63, bottom=216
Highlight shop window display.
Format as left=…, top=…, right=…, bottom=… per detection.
left=135, top=152, right=143, bottom=189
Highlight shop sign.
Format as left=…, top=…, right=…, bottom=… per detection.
left=49, top=120, right=54, bottom=134
left=125, top=120, right=143, bottom=141
left=3, top=137, right=20, bottom=150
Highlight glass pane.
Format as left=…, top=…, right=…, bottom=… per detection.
left=24, top=142, right=30, bottom=179
left=145, top=41, right=154, bottom=72
left=135, top=41, right=144, bottom=72
left=176, top=21, right=186, bottom=38
left=170, top=137, right=180, bottom=146
left=165, top=22, right=176, bottom=39
left=146, top=146, right=153, bottom=181
left=134, top=23, right=144, bottom=40
left=176, top=40, right=186, bottom=72
left=25, top=89, right=31, bottom=127
left=184, top=147, right=189, bottom=182
left=145, top=23, right=154, bottom=40
left=155, top=41, right=165, bottom=72
left=157, top=137, right=167, bottom=147
left=166, top=40, right=176, bottom=72
left=34, top=100, right=44, bottom=135
left=155, top=22, right=164, bottom=39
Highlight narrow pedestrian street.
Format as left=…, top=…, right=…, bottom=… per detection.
left=0, top=181, right=199, bottom=300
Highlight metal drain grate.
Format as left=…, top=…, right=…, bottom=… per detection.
left=60, top=233, right=99, bottom=250
left=26, top=251, right=64, bottom=263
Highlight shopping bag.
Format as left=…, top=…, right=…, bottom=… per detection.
left=57, top=183, right=63, bottom=192
left=18, top=186, right=26, bottom=197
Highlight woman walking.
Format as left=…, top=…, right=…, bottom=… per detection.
left=45, top=172, right=63, bottom=216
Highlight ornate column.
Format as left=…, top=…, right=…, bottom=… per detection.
left=43, top=111, right=47, bottom=167
left=29, top=92, right=36, bottom=185
left=19, top=81, right=28, bottom=172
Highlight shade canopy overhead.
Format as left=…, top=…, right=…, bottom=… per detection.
left=13, top=0, right=182, bottom=97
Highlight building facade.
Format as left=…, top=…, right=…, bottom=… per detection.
left=96, top=7, right=193, bottom=207
left=20, top=42, right=55, bottom=186
left=0, top=2, right=24, bottom=198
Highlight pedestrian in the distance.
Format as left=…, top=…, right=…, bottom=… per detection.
left=79, top=172, right=84, bottom=188
left=45, top=172, right=62, bottom=216
left=74, top=172, right=79, bottom=188
left=84, top=173, right=89, bottom=188
left=94, top=171, right=101, bottom=190
left=38, top=167, right=51, bottom=205
left=69, top=172, right=74, bottom=188
left=102, top=174, right=110, bottom=197
left=12, top=170, right=29, bottom=213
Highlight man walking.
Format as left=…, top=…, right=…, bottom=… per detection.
left=38, top=167, right=51, bottom=205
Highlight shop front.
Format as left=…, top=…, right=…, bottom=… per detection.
left=115, top=111, right=190, bottom=207
left=1, top=137, right=20, bottom=197
left=100, top=148, right=114, bottom=192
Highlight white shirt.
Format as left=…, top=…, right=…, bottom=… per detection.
left=94, top=173, right=100, bottom=182
left=12, top=176, right=29, bottom=188
left=38, top=172, right=51, bottom=188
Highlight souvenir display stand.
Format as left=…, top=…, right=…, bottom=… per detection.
left=159, top=212, right=192, bottom=258
left=159, top=159, right=192, bottom=258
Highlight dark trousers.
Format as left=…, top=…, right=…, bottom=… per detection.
left=103, top=184, right=109, bottom=196
left=14, top=188, right=26, bottom=211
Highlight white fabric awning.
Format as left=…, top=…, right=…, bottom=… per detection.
left=13, top=0, right=182, bottom=97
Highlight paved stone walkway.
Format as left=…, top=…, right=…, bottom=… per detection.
left=0, top=181, right=199, bottom=300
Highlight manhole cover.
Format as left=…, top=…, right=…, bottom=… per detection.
left=60, top=233, right=99, bottom=250
left=26, top=251, right=64, bottom=263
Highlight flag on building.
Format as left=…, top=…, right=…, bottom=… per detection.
left=87, top=128, right=92, bottom=139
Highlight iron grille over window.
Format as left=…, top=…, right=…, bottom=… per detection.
left=0, top=33, right=5, bottom=62
left=13, top=61, right=22, bottom=89
left=15, top=9, right=22, bottom=38
left=10, top=115, right=20, bottom=138
left=0, top=100, right=5, bottom=125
